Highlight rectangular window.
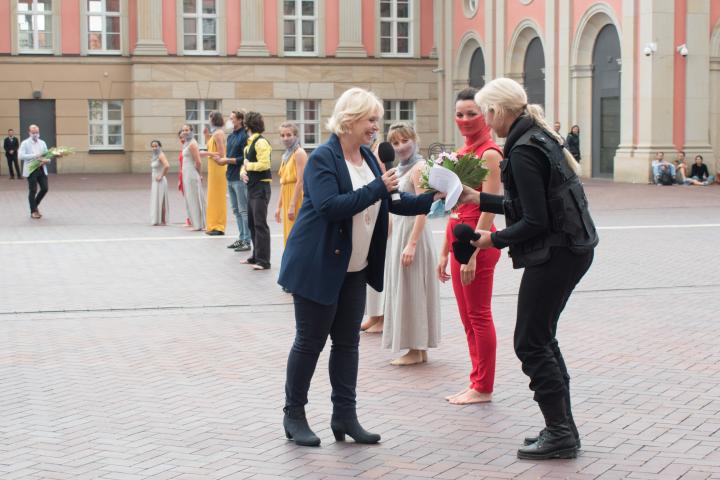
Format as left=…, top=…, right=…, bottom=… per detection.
left=185, top=99, right=221, bottom=147
left=182, top=0, right=217, bottom=53
left=286, top=100, right=320, bottom=147
left=17, top=0, right=53, bottom=53
left=383, top=100, right=415, bottom=137
left=379, top=0, right=411, bottom=56
left=88, top=100, right=124, bottom=150
left=87, top=0, right=121, bottom=53
left=283, top=0, right=316, bottom=55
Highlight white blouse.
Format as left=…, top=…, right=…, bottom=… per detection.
left=345, top=159, right=381, bottom=273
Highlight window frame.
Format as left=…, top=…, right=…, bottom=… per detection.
left=181, top=0, right=219, bottom=55
left=185, top=99, right=222, bottom=148
left=382, top=100, right=416, bottom=137
left=85, top=0, right=122, bottom=55
left=286, top=99, right=321, bottom=148
left=88, top=100, right=125, bottom=151
left=16, top=0, right=56, bottom=54
left=282, top=0, right=318, bottom=56
left=378, top=0, right=413, bottom=58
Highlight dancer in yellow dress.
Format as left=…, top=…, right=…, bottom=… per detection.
left=202, top=111, right=227, bottom=235
left=274, top=122, right=307, bottom=245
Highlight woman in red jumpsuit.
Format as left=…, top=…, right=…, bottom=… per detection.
left=437, top=87, right=503, bottom=405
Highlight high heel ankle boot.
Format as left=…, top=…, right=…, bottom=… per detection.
left=283, top=406, right=320, bottom=447
left=517, top=401, right=578, bottom=460
left=330, top=414, right=380, bottom=444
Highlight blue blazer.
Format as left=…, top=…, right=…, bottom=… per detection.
left=278, top=134, right=434, bottom=306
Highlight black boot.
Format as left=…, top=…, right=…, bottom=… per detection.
left=283, top=406, right=320, bottom=447
left=517, top=400, right=577, bottom=460
left=524, top=386, right=580, bottom=448
left=330, top=414, right=380, bottom=444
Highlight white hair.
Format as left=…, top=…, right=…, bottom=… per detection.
left=475, top=78, right=579, bottom=173
left=327, top=87, right=384, bottom=135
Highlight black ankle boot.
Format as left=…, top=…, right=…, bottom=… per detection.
left=523, top=387, right=580, bottom=448
left=330, top=414, right=380, bottom=444
left=517, top=401, right=577, bottom=460
left=283, top=406, right=320, bottom=447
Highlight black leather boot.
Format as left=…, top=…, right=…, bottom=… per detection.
left=517, top=400, right=578, bottom=460
left=330, top=414, right=380, bottom=444
left=283, top=406, right=320, bottom=447
left=524, top=386, right=580, bottom=448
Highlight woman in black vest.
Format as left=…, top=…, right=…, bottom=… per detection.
left=241, top=111, right=273, bottom=270
left=566, top=125, right=581, bottom=162
left=458, top=78, right=598, bottom=460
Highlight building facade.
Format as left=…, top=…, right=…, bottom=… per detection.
left=439, top=0, right=720, bottom=182
left=0, top=0, right=437, bottom=173
left=2, top=0, right=720, bottom=182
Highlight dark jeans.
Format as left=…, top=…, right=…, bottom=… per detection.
left=285, top=270, right=367, bottom=417
left=514, top=247, right=594, bottom=404
left=27, top=168, right=49, bottom=213
left=6, top=155, right=20, bottom=178
left=247, top=181, right=271, bottom=267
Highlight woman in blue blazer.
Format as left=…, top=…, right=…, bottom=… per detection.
left=279, top=88, right=443, bottom=446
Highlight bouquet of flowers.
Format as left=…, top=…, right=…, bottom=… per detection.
left=27, top=146, right=74, bottom=175
left=420, top=150, right=489, bottom=211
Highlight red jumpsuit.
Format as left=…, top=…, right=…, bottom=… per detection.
left=445, top=122, right=502, bottom=393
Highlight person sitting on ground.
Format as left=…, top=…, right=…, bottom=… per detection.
left=673, top=151, right=688, bottom=184
left=651, top=152, right=675, bottom=185
left=688, top=155, right=715, bottom=186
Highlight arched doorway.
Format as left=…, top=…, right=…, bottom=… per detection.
left=469, top=47, right=485, bottom=88
left=591, top=24, right=621, bottom=178
left=523, top=37, right=545, bottom=109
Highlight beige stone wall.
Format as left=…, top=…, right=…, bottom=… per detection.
left=1, top=57, right=438, bottom=174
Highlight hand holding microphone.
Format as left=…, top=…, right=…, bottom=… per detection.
left=378, top=142, right=401, bottom=205
left=451, top=224, right=493, bottom=264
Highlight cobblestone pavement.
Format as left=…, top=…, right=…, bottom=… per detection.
left=1, top=174, right=719, bottom=479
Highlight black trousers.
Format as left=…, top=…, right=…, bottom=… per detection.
left=285, top=271, right=367, bottom=417
left=6, top=155, right=20, bottom=178
left=514, top=247, right=594, bottom=404
left=247, top=181, right=271, bottom=267
left=27, top=168, right=49, bottom=213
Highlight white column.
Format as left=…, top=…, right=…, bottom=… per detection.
left=237, top=0, right=270, bottom=56
left=336, top=0, right=367, bottom=57
left=544, top=0, right=556, bottom=121
left=484, top=0, right=494, bottom=80
left=557, top=0, right=571, bottom=133
left=134, top=0, right=168, bottom=55
left=495, top=0, right=505, bottom=77
left=683, top=0, right=714, bottom=161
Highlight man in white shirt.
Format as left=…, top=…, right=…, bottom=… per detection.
left=18, top=124, right=50, bottom=219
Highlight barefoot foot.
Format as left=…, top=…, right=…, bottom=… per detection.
left=445, top=387, right=471, bottom=402
left=361, top=316, right=381, bottom=331
left=390, top=350, right=424, bottom=366
left=448, top=389, right=492, bottom=405
left=365, top=319, right=384, bottom=333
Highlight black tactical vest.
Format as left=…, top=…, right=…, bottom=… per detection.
left=501, top=126, right=599, bottom=269
left=246, top=134, right=272, bottom=187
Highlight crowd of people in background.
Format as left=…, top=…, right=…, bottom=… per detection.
left=653, top=150, right=719, bottom=186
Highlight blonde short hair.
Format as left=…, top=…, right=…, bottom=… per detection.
left=279, top=121, right=299, bottom=137
left=327, top=87, right=384, bottom=135
left=386, top=121, right=419, bottom=145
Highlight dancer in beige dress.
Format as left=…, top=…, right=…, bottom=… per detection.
left=381, top=123, right=440, bottom=365
left=149, top=140, right=170, bottom=225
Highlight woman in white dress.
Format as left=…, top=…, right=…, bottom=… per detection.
left=381, top=122, right=441, bottom=365
left=180, top=124, right=206, bottom=231
left=150, top=140, right=170, bottom=225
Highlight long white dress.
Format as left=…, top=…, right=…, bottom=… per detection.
left=181, top=140, right=206, bottom=230
left=150, top=151, right=169, bottom=225
left=381, top=169, right=441, bottom=352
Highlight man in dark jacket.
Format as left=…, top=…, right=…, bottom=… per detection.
left=4, top=129, right=20, bottom=179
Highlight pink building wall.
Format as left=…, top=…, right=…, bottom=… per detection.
left=362, top=0, right=375, bottom=56
left=419, top=0, right=434, bottom=57
left=61, top=0, right=81, bottom=55
left=712, top=1, right=720, bottom=31
left=128, top=0, right=137, bottom=52
left=0, top=0, right=11, bottom=54
left=505, top=0, right=546, bottom=46
left=571, top=0, right=623, bottom=38
left=264, top=0, right=278, bottom=55
left=325, top=0, right=339, bottom=56
left=163, top=0, right=177, bottom=54
left=226, top=0, right=240, bottom=54
left=452, top=0, right=485, bottom=57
